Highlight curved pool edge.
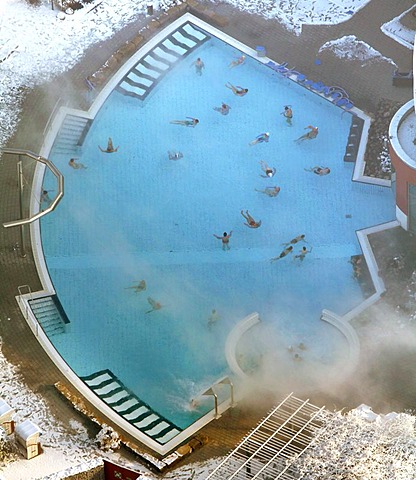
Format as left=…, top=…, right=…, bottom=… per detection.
left=224, top=220, right=400, bottom=385
left=225, top=312, right=260, bottom=381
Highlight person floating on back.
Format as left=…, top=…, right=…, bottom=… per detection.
left=99, top=137, right=119, bottom=153
left=225, top=82, right=248, bottom=97
left=213, top=231, right=232, bottom=250
left=304, top=166, right=330, bottom=176
left=295, top=125, right=318, bottom=142
left=282, top=234, right=307, bottom=247
left=192, top=57, right=205, bottom=75
left=68, top=158, right=87, bottom=169
left=241, top=210, right=261, bottom=228
left=229, top=54, right=246, bottom=68
left=213, top=102, right=231, bottom=115
left=281, top=105, right=293, bottom=126
left=259, top=160, right=276, bottom=177
left=249, top=132, right=270, bottom=146
left=168, top=151, right=183, bottom=160
left=255, top=186, right=280, bottom=197
left=170, top=117, right=199, bottom=127
left=270, top=245, right=293, bottom=262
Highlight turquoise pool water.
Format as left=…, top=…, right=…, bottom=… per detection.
left=41, top=30, right=395, bottom=429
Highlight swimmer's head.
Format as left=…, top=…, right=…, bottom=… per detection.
left=267, top=171, right=273, bottom=177
left=285, top=106, right=289, bottom=110
left=266, top=132, right=270, bottom=136
left=223, top=232, right=227, bottom=237
left=195, top=119, right=200, bottom=124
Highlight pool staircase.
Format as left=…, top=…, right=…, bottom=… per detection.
left=52, top=114, right=92, bottom=155
left=343, top=115, right=364, bottom=163
left=81, top=369, right=182, bottom=444
left=116, top=22, right=210, bottom=100
left=28, top=295, right=70, bottom=337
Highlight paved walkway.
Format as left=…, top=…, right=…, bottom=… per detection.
left=0, top=0, right=415, bottom=468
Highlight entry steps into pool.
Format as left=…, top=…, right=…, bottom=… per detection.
left=81, top=369, right=182, bottom=444
left=116, top=22, right=210, bottom=100
left=52, top=114, right=92, bottom=155
left=28, top=295, right=70, bottom=337
left=343, top=116, right=364, bottom=163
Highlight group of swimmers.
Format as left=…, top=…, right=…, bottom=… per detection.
left=270, top=235, right=312, bottom=263
left=125, top=280, right=163, bottom=314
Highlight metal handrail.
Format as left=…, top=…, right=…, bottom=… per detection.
left=1, top=148, right=64, bottom=228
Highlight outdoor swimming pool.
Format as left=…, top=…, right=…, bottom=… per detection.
left=39, top=19, right=395, bottom=441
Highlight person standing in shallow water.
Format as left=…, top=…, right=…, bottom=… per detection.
left=213, top=231, right=232, bottom=250
left=281, top=105, right=293, bottom=125
left=192, top=57, right=205, bottom=75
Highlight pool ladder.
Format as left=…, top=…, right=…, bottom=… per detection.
left=201, top=376, right=235, bottom=419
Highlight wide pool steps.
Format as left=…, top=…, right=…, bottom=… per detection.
left=116, top=22, right=210, bottom=101
left=52, top=114, right=91, bottom=155
left=81, top=369, right=182, bottom=444
left=29, top=295, right=70, bottom=337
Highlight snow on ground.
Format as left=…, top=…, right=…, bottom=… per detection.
left=319, top=35, right=396, bottom=66
left=381, top=5, right=415, bottom=50
left=0, top=0, right=402, bottom=156
left=0, top=337, right=155, bottom=480
left=218, top=0, right=371, bottom=35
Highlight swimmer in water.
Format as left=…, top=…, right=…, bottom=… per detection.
left=295, top=125, right=318, bottom=142
left=294, top=246, right=313, bottom=263
left=170, top=117, right=199, bottom=127
left=168, top=151, right=183, bottom=160
left=229, top=54, right=246, bottom=68
left=192, top=57, right=205, bottom=75
left=255, top=186, right=280, bottom=197
left=281, top=105, right=293, bottom=126
left=213, top=231, right=232, bottom=250
left=125, top=280, right=147, bottom=293
left=304, top=166, right=331, bottom=176
left=259, top=160, right=276, bottom=178
left=241, top=210, right=261, bottom=229
left=225, top=82, right=248, bottom=97
left=213, top=102, right=231, bottom=115
left=40, top=190, right=52, bottom=205
left=99, top=137, right=119, bottom=153
left=282, top=234, right=307, bottom=247
left=249, top=132, right=270, bottom=146
left=68, top=158, right=87, bottom=169
left=208, top=309, right=220, bottom=328
left=145, top=297, right=162, bottom=314
left=270, top=245, right=293, bottom=262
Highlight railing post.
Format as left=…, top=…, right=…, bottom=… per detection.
left=17, top=160, right=26, bottom=257
left=202, top=387, right=220, bottom=419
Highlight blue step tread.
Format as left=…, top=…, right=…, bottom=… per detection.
left=117, top=22, right=210, bottom=101
left=81, top=369, right=182, bottom=444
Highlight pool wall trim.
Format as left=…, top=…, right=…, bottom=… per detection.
left=23, top=12, right=396, bottom=456
left=225, top=312, right=260, bottom=380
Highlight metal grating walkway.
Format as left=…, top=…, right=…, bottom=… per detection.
left=206, top=393, right=328, bottom=480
